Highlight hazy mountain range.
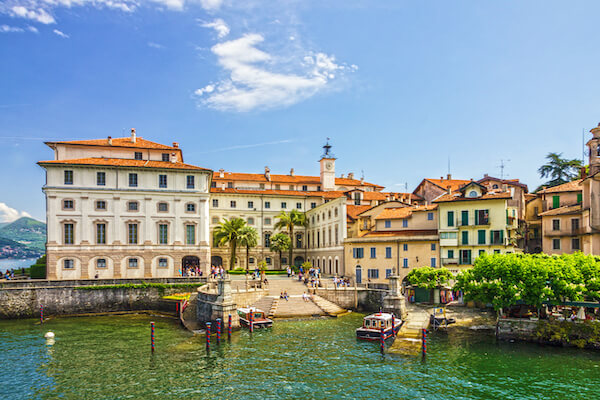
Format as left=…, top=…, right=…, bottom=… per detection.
left=0, top=217, right=46, bottom=259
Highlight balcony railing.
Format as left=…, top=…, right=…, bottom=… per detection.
left=441, top=258, right=459, bottom=265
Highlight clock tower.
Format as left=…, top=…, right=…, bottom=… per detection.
left=320, top=139, right=336, bottom=191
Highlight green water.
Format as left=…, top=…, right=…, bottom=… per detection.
left=1, top=314, right=599, bottom=400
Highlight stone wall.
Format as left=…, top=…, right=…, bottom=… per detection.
left=313, top=287, right=388, bottom=311
left=496, top=318, right=538, bottom=341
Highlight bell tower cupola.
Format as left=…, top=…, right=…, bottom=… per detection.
left=319, top=138, right=336, bottom=191
left=588, top=123, right=600, bottom=176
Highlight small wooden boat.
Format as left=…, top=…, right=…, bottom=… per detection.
left=356, top=312, right=402, bottom=341
left=237, top=307, right=273, bottom=329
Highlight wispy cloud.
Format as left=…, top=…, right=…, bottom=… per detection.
left=194, top=33, right=356, bottom=112
left=9, top=5, right=55, bottom=24
left=0, top=202, right=31, bottom=223
left=53, top=29, right=69, bottom=38
left=199, top=18, right=229, bottom=38
left=199, top=0, right=224, bottom=11
left=193, top=139, right=295, bottom=154
left=0, top=24, right=24, bottom=33
left=147, top=41, right=164, bottom=49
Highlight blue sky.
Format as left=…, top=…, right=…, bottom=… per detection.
left=1, top=0, right=599, bottom=222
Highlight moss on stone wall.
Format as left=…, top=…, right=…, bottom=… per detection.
left=535, top=320, right=600, bottom=349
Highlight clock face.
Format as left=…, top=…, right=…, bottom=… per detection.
left=326, top=162, right=333, bottom=170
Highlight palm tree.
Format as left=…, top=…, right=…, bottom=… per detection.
left=238, top=225, right=258, bottom=271
left=537, top=152, right=582, bottom=189
left=274, top=209, right=307, bottom=268
left=213, top=217, right=247, bottom=270
left=270, top=233, right=291, bottom=269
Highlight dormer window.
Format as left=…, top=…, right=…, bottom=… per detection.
left=162, top=153, right=170, bottom=162
left=468, top=191, right=478, bottom=198
left=134, top=152, right=143, bottom=160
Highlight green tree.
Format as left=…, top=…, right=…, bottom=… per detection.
left=274, top=209, right=307, bottom=269
left=213, top=217, right=247, bottom=270
left=406, top=266, right=453, bottom=290
left=537, top=152, right=582, bottom=189
left=238, top=225, right=259, bottom=271
left=270, top=233, right=291, bottom=268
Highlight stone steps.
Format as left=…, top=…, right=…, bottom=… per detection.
left=311, top=295, right=346, bottom=316
left=251, top=296, right=276, bottom=314
left=273, top=295, right=324, bottom=318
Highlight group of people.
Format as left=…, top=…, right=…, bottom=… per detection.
left=332, top=276, right=351, bottom=287
left=182, top=265, right=203, bottom=277
left=0, top=269, right=17, bottom=280
left=297, top=265, right=322, bottom=288
left=209, top=265, right=225, bottom=279
left=279, top=291, right=289, bottom=301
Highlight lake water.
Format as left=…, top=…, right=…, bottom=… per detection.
left=0, top=313, right=599, bottom=400
left=0, top=258, right=37, bottom=273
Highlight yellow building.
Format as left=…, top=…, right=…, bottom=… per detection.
left=434, top=181, right=521, bottom=273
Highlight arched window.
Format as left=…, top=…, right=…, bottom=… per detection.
left=468, top=191, right=478, bottom=198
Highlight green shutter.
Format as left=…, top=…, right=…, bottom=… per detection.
left=448, top=211, right=454, bottom=227
left=500, top=230, right=504, bottom=244
left=577, top=193, right=582, bottom=204
left=490, top=230, right=494, bottom=244
left=461, top=210, right=469, bottom=225
left=552, top=195, right=560, bottom=209
left=462, top=231, right=468, bottom=245
left=478, top=230, right=485, bottom=244
left=474, top=209, right=479, bottom=225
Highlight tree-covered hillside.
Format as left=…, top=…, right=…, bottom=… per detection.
left=0, top=217, right=46, bottom=257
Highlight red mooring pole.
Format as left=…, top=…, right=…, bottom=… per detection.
left=249, top=311, right=254, bottom=333
left=228, top=314, right=232, bottom=340
left=40, top=305, right=44, bottom=324
left=206, top=322, right=211, bottom=351
left=150, top=321, right=155, bottom=353
left=176, top=301, right=179, bottom=316
left=380, top=327, right=385, bottom=354
left=422, top=328, right=427, bottom=357
left=216, top=318, right=221, bottom=345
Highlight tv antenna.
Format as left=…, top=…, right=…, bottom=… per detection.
left=498, top=159, right=510, bottom=179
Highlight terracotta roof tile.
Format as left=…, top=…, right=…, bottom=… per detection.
left=212, top=171, right=383, bottom=188
left=46, top=137, right=179, bottom=151
left=360, top=229, right=438, bottom=238
left=477, top=176, right=529, bottom=191
left=423, top=178, right=471, bottom=192
left=210, top=187, right=346, bottom=199
left=538, top=204, right=582, bottom=216
left=374, top=205, right=437, bottom=220
left=538, top=180, right=583, bottom=194
left=347, top=205, right=373, bottom=220
left=433, top=191, right=512, bottom=203
left=38, top=158, right=210, bottom=171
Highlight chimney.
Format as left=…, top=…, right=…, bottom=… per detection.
left=440, top=176, right=444, bottom=181
left=131, top=128, right=136, bottom=143
left=221, top=182, right=226, bottom=189
left=340, top=173, right=345, bottom=178
left=172, top=142, right=179, bottom=148
left=447, top=174, right=452, bottom=180
left=447, top=187, right=452, bottom=194
left=219, top=169, right=225, bottom=178
left=360, top=177, right=364, bottom=184
left=265, top=166, right=271, bottom=181
left=290, top=168, right=295, bottom=176
left=107, top=136, right=112, bottom=145
left=484, top=173, right=489, bottom=178
left=171, top=152, right=177, bottom=163
left=348, top=172, right=354, bottom=180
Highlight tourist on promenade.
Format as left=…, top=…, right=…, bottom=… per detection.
left=302, top=292, right=309, bottom=302
left=286, top=266, right=291, bottom=277
left=283, top=291, right=289, bottom=301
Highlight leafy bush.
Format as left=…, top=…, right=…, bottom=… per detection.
left=535, top=320, right=600, bottom=348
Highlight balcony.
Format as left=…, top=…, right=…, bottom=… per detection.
left=441, top=258, right=459, bottom=265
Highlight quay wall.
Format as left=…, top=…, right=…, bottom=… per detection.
left=313, top=287, right=388, bottom=311
left=196, top=286, right=267, bottom=326
left=497, top=318, right=600, bottom=350
left=0, top=278, right=206, bottom=319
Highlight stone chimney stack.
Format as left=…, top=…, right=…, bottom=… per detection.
left=588, top=123, right=600, bottom=176
left=348, top=172, right=354, bottom=180
left=447, top=173, right=452, bottom=180
left=172, top=142, right=179, bottom=148
left=131, top=128, right=136, bottom=143
left=219, top=169, right=225, bottom=178
left=171, top=152, right=177, bottom=163
left=290, top=168, right=295, bottom=176
left=265, top=166, right=271, bottom=181
left=107, top=136, right=112, bottom=145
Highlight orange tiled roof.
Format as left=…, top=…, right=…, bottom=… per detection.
left=423, top=178, right=471, bottom=192
left=360, top=229, right=438, bottom=238
left=538, top=204, right=582, bottom=217
left=210, top=187, right=346, bottom=199
left=477, top=176, right=529, bottom=191
left=347, top=205, right=373, bottom=220
left=374, top=205, right=437, bottom=220
left=212, top=171, right=383, bottom=188
left=46, top=137, right=180, bottom=151
left=538, top=180, right=583, bottom=194
left=433, top=191, right=512, bottom=203
left=38, top=158, right=210, bottom=171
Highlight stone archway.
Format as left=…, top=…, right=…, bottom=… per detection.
left=183, top=255, right=200, bottom=268
left=211, top=255, right=223, bottom=267
left=294, top=256, right=304, bottom=267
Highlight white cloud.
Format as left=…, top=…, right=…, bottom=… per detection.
left=0, top=202, right=32, bottom=223
left=148, top=0, right=185, bottom=11
left=53, top=28, right=69, bottom=38
left=147, top=41, right=165, bottom=49
left=199, top=0, right=223, bottom=11
left=195, top=33, right=355, bottom=112
left=200, top=18, right=229, bottom=38
left=27, top=25, right=38, bottom=33
left=0, top=24, right=24, bottom=32
left=10, top=5, right=55, bottom=24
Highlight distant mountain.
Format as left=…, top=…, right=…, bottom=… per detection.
left=0, top=217, right=46, bottom=256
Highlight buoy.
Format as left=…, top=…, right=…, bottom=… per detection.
left=44, top=331, right=55, bottom=339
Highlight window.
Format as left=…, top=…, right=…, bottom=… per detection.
left=552, top=219, right=560, bottom=231
left=129, top=173, right=138, bottom=187
left=158, top=258, right=168, bottom=268
left=431, top=243, right=436, bottom=251
left=403, top=258, right=408, bottom=268
left=370, top=247, right=376, bottom=258
left=552, top=195, right=560, bottom=209
left=353, top=248, right=364, bottom=259
left=459, top=250, right=472, bottom=265
left=403, top=244, right=408, bottom=251
left=447, top=211, right=454, bottom=227
left=212, top=199, right=219, bottom=207
left=128, top=201, right=138, bottom=211
left=265, top=201, right=271, bottom=209
left=159, top=175, right=167, bottom=188
left=281, top=202, right=287, bottom=209
left=296, top=202, right=302, bottom=209
left=64, top=223, right=74, bottom=244
left=494, top=249, right=501, bottom=254
left=162, top=153, right=170, bottom=162
left=384, top=220, right=391, bottom=228
left=447, top=250, right=454, bottom=259
left=386, top=269, right=393, bottom=278
left=402, top=219, right=408, bottom=228
left=311, top=202, right=317, bottom=209
left=96, top=200, right=106, bottom=210
left=96, top=258, right=106, bottom=268
left=354, top=192, right=361, bottom=205
left=159, top=224, right=168, bottom=244
left=289, top=185, right=294, bottom=190
left=248, top=217, right=254, bottom=225
left=63, top=259, right=74, bottom=269
left=97, top=172, right=106, bottom=186
left=128, top=258, right=138, bottom=268
left=264, top=217, right=271, bottom=225
left=259, top=183, right=265, bottom=189
left=64, top=170, right=73, bottom=185
left=302, top=185, right=308, bottom=191
left=431, top=258, right=436, bottom=268
left=427, top=212, right=434, bottom=221
left=96, top=223, right=106, bottom=244
left=572, top=238, right=580, bottom=250
left=440, top=232, right=458, bottom=239
left=266, top=257, right=272, bottom=265
left=479, top=250, right=485, bottom=256
left=264, top=233, right=271, bottom=247
left=296, top=234, right=302, bottom=249
left=478, top=230, right=486, bottom=245
left=186, top=225, right=195, bottom=245
left=317, top=185, right=321, bottom=191
left=248, top=201, right=254, bottom=209
left=186, top=203, right=196, bottom=212
left=158, top=202, right=168, bottom=212
left=461, top=231, right=469, bottom=245
left=230, top=201, right=236, bottom=208
left=385, top=247, right=392, bottom=258
left=490, top=230, right=503, bottom=245
left=571, top=218, right=580, bottom=232
left=368, top=269, right=379, bottom=279
left=461, top=210, right=469, bottom=226
left=553, top=238, right=561, bottom=250
left=128, top=223, right=138, bottom=244
left=211, top=181, right=216, bottom=188
left=249, top=257, right=255, bottom=264
left=474, top=209, right=490, bottom=225
left=468, top=191, right=478, bottom=198
left=63, top=200, right=74, bottom=209
left=186, top=175, right=195, bottom=189
left=134, top=152, right=143, bottom=160
left=275, top=184, right=281, bottom=190
left=212, top=217, right=219, bottom=224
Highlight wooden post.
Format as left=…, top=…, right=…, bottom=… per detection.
left=150, top=321, right=155, bottom=353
